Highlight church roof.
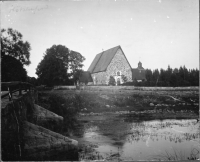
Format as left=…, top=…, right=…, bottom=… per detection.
left=88, top=45, right=131, bottom=73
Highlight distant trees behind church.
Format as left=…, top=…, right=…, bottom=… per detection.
left=137, top=65, right=199, bottom=87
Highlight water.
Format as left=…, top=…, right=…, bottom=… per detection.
left=74, top=115, right=200, bottom=161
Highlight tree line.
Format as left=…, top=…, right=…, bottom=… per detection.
left=134, top=66, right=199, bottom=87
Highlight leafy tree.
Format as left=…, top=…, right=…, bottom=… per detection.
left=68, top=50, right=85, bottom=82
left=108, top=76, right=116, bottom=86
left=1, top=28, right=30, bottom=82
left=36, top=45, right=85, bottom=86
left=1, top=55, right=27, bottom=82
left=36, top=45, right=69, bottom=86
left=73, top=69, right=84, bottom=85
left=1, top=28, right=31, bottom=65
left=27, top=76, right=37, bottom=85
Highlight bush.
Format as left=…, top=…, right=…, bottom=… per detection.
left=121, top=75, right=128, bottom=83
left=108, top=76, right=116, bottom=86
left=121, top=81, right=135, bottom=86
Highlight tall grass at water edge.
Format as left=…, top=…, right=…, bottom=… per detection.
left=151, top=147, right=200, bottom=161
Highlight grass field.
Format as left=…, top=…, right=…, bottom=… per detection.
left=38, top=87, right=199, bottom=124
left=43, top=87, right=199, bottom=113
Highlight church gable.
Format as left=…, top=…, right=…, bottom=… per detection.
left=106, top=48, right=132, bottom=83
left=90, top=47, right=132, bottom=85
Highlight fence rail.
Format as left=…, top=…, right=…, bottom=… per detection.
left=1, top=82, right=36, bottom=101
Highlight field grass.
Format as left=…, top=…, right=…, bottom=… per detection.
left=38, top=87, right=199, bottom=120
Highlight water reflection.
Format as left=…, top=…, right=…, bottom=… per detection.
left=76, top=116, right=199, bottom=161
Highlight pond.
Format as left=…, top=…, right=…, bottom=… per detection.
left=73, top=114, right=200, bottom=161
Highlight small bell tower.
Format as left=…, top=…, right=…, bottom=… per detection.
left=138, top=61, right=142, bottom=68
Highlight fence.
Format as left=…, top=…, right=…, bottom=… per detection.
left=1, top=81, right=36, bottom=101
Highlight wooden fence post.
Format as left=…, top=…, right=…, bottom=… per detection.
left=8, top=87, right=12, bottom=101
left=25, top=84, right=27, bottom=92
left=19, top=83, right=22, bottom=96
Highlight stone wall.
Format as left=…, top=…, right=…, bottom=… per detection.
left=91, top=49, right=132, bottom=85
left=91, top=71, right=107, bottom=85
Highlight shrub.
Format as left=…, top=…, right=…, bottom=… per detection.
left=121, top=75, right=128, bottom=83
left=108, top=76, right=116, bottom=86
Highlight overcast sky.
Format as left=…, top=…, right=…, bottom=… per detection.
left=1, top=0, right=199, bottom=78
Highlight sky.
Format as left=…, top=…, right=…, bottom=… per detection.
left=1, top=0, right=199, bottom=78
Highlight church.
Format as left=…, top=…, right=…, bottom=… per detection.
left=87, top=45, right=132, bottom=85
left=86, top=45, right=146, bottom=85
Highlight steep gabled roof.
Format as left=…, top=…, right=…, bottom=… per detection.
left=88, top=45, right=131, bottom=73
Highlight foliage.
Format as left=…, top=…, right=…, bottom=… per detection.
left=36, top=45, right=70, bottom=86
left=1, top=55, right=27, bottom=82
left=1, top=28, right=31, bottom=65
left=68, top=50, right=85, bottom=82
left=1, top=28, right=31, bottom=82
left=152, top=148, right=199, bottom=161
left=36, top=45, right=85, bottom=86
left=27, top=76, right=37, bottom=85
left=38, top=92, right=83, bottom=134
left=108, top=76, right=116, bottom=86
left=121, top=75, right=128, bottom=83
left=73, top=69, right=84, bottom=85
left=144, top=66, right=199, bottom=87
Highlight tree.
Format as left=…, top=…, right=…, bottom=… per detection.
left=145, top=69, right=153, bottom=86
left=152, top=69, right=159, bottom=86
left=1, top=28, right=30, bottom=82
left=1, top=55, right=27, bottom=82
left=27, top=76, right=37, bottom=85
left=73, top=69, right=84, bottom=85
left=1, top=28, right=31, bottom=65
left=36, top=45, right=85, bottom=86
left=68, top=50, right=85, bottom=83
left=166, top=65, right=172, bottom=86
left=36, top=45, right=69, bottom=86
